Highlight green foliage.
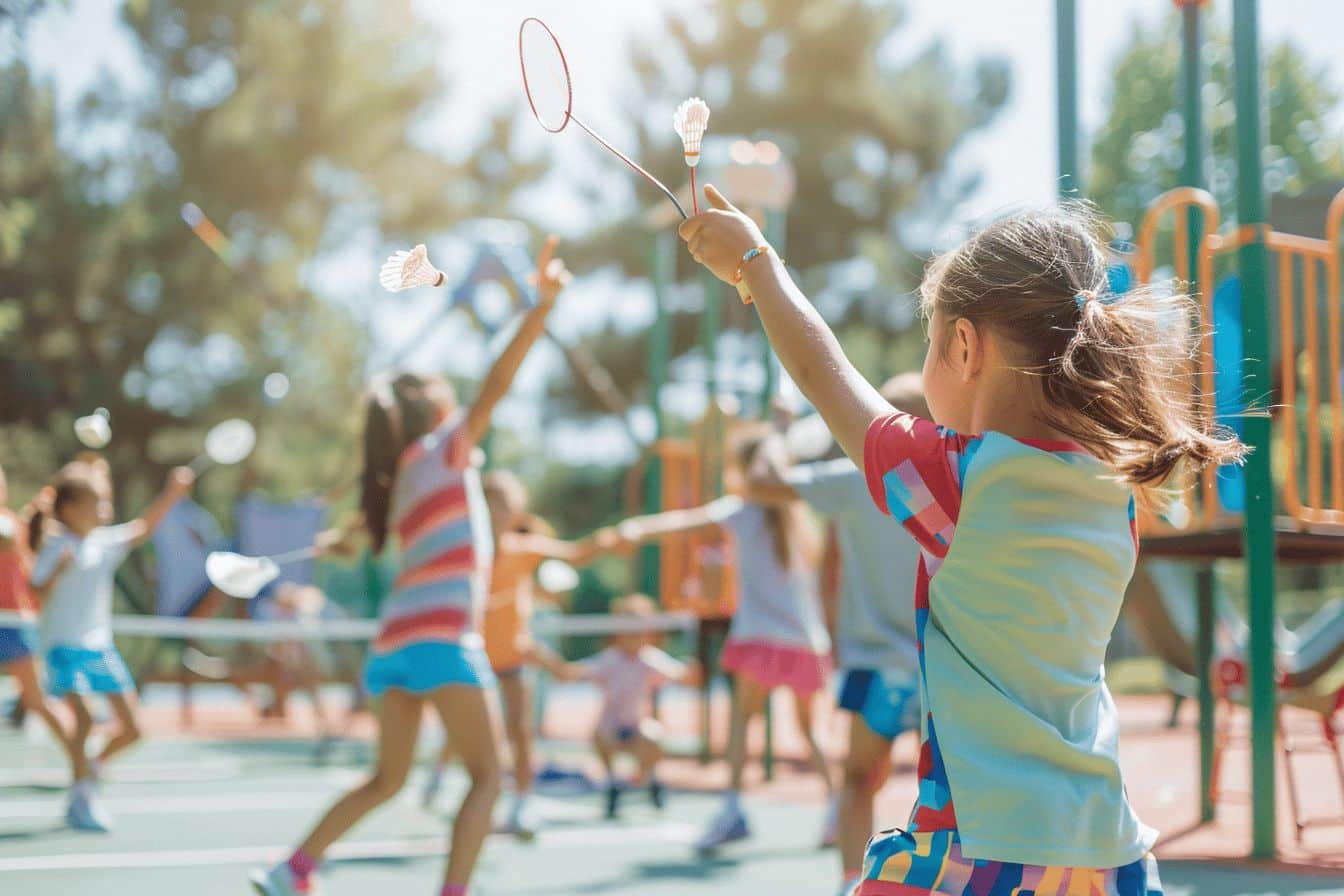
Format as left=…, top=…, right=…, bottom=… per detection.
left=0, top=0, right=544, bottom=514
left=1090, top=15, right=1344, bottom=229
left=554, top=0, right=1007, bottom=425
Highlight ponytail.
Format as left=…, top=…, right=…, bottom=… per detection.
left=27, top=506, right=47, bottom=554
left=360, top=372, right=456, bottom=554
left=921, top=204, right=1247, bottom=494
left=360, top=392, right=401, bottom=555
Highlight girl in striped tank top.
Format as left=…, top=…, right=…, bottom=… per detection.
left=253, top=238, right=571, bottom=896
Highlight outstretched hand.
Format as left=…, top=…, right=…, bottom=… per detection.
left=677, top=185, right=768, bottom=285
left=530, top=235, right=572, bottom=306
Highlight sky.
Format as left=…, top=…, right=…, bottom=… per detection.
left=21, top=0, right=1344, bottom=464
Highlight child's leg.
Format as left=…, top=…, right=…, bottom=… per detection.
left=628, top=732, right=663, bottom=786
left=8, top=658, right=86, bottom=780
left=498, top=672, right=535, bottom=797
left=726, top=675, right=770, bottom=792
left=593, top=730, right=617, bottom=777
left=838, top=714, right=893, bottom=884
left=97, top=691, right=143, bottom=765
left=428, top=684, right=503, bottom=889
left=65, top=694, right=94, bottom=768
left=791, top=688, right=834, bottom=796
left=296, top=688, right=423, bottom=859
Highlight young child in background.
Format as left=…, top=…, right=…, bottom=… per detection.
left=613, top=429, right=834, bottom=852
left=682, top=190, right=1245, bottom=894
left=423, top=469, right=605, bottom=840
left=251, top=238, right=569, bottom=896
left=746, top=374, right=926, bottom=896
left=29, top=461, right=196, bottom=832
left=0, top=466, right=86, bottom=804
left=539, top=593, right=698, bottom=819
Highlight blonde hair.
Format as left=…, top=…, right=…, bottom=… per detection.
left=733, top=428, right=817, bottom=570
left=921, top=203, right=1246, bottom=488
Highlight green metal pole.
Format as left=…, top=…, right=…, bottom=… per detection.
left=1055, top=0, right=1081, bottom=197
left=1232, top=0, right=1278, bottom=859
left=640, top=233, right=675, bottom=599
left=1179, top=0, right=1217, bottom=825
left=699, top=268, right=722, bottom=764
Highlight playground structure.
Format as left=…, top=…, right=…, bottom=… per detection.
left=1056, top=0, right=1344, bottom=858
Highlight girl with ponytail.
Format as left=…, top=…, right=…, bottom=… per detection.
left=253, top=238, right=570, bottom=896
left=679, top=191, right=1241, bottom=894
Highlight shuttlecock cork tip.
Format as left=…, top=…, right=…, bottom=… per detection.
left=673, top=97, right=710, bottom=167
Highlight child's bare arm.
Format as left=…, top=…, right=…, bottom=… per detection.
left=679, top=185, right=890, bottom=467
left=463, top=236, right=569, bottom=446
left=530, top=641, right=588, bottom=682
left=615, top=502, right=728, bottom=546
left=127, top=467, right=195, bottom=548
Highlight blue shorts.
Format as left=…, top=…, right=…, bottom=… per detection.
left=838, top=668, right=919, bottom=741
left=46, top=645, right=136, bottom=698
left=0, top=626, right=37, bottom=665
left=363, top=640, right=495, bottom=698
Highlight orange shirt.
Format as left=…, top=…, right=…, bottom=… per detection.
left=482, top=546, right=542, bottom=673
left=0, top=509, right=36, bottom=619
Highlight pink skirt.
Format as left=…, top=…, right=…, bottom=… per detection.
left=720, top=638, right=832, bottom=697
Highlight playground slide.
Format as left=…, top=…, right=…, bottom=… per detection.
left=1124, top=560, right=1344, bottom=689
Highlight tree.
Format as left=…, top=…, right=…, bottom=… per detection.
left=1089, top=15, right=1344, bottom=230
left=0, top=0, right=545, bottom=508
left=554, top=0, right=1008, bottom=427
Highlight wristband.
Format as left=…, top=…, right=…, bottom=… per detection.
left=732, top=245, right=776, bottom=304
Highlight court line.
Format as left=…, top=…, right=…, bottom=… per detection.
left=0, top=760, right=242, bottom=787
left=0, top=791, right=329, bottom=820
left=0, top=822, right=699, bottom=872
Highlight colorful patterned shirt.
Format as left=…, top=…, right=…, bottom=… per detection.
left=375, top=415, right=493, bottom=654
left=864, top=411, right=1155, bottom=869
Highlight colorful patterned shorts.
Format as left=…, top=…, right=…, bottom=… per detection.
left=859, top=829, right=1163, bottom=896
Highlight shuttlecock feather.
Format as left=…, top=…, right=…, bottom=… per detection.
left=673, top=97, right=710, bottom=168
left=380, top=244, right=445, bottom=292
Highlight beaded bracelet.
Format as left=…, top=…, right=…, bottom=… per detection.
left=732, top=245, right=776, bottom=304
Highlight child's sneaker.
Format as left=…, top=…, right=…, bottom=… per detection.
left=604, top=782, right=622, bottom=819
left=65, top=784, right=112, bottom=832
left=507, top=798, right=540, bottom=842
left=694, top=803, right=750, bottom=852
left=250, top=863, right=317, bottom=896
left=421, top=763, right=445, bottom=810
left=818, top=796, right=840, bottom=848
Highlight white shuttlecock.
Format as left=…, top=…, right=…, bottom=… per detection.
left=74, top=408, right=111, bottom=449
left=379, top=244, right=444, bottom=292
left=673, top=97, right=710, bottom=167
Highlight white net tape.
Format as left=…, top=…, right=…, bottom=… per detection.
left=0, top=610, right=696, bottom=643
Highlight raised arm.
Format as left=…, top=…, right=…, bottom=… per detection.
left=125, top=466, right=196, bottom=548
left=615, top=498, right=736, bottom=547
left=679, top=186, right=890, bottom=467
left=463, top=236, right=570, bottom=445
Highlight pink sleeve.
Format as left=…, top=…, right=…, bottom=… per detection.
left=863, top=412, right=973, bottom=557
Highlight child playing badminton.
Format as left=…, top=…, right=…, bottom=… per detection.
left=681, top=190, right=1245, bottom=893
left=252, top=238, right=570, bottom=896
left=611, top=428, right=835, bottom=852
left=422, top=469, right=606, bottom=839
left=29, top=460, right=196, bottom=832
left=538, top=593, right=698, bottom=819
left=746, top=373, right=925, bottom=896
left=0, top=468, right=87, bottom=812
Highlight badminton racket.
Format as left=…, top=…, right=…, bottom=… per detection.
left=519, top=17, right=687, bottom=220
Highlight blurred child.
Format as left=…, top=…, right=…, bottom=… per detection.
left=29, top=461, right=196, bottom=831
left=746, top=374, right=926, bottom=896
left=251, top=238, right=569, bottom=896
left=678, top=190, right=1242, bottom=894
left=0, top=467, right=86, bottom=795
left=611, top=429, right=834, bottom=852
left=540, top=593, right=698, bottom=818
left=422, top=470, right=605, bottom=839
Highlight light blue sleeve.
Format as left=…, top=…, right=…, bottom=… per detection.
left=787, top=459, right=866, bottom=517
